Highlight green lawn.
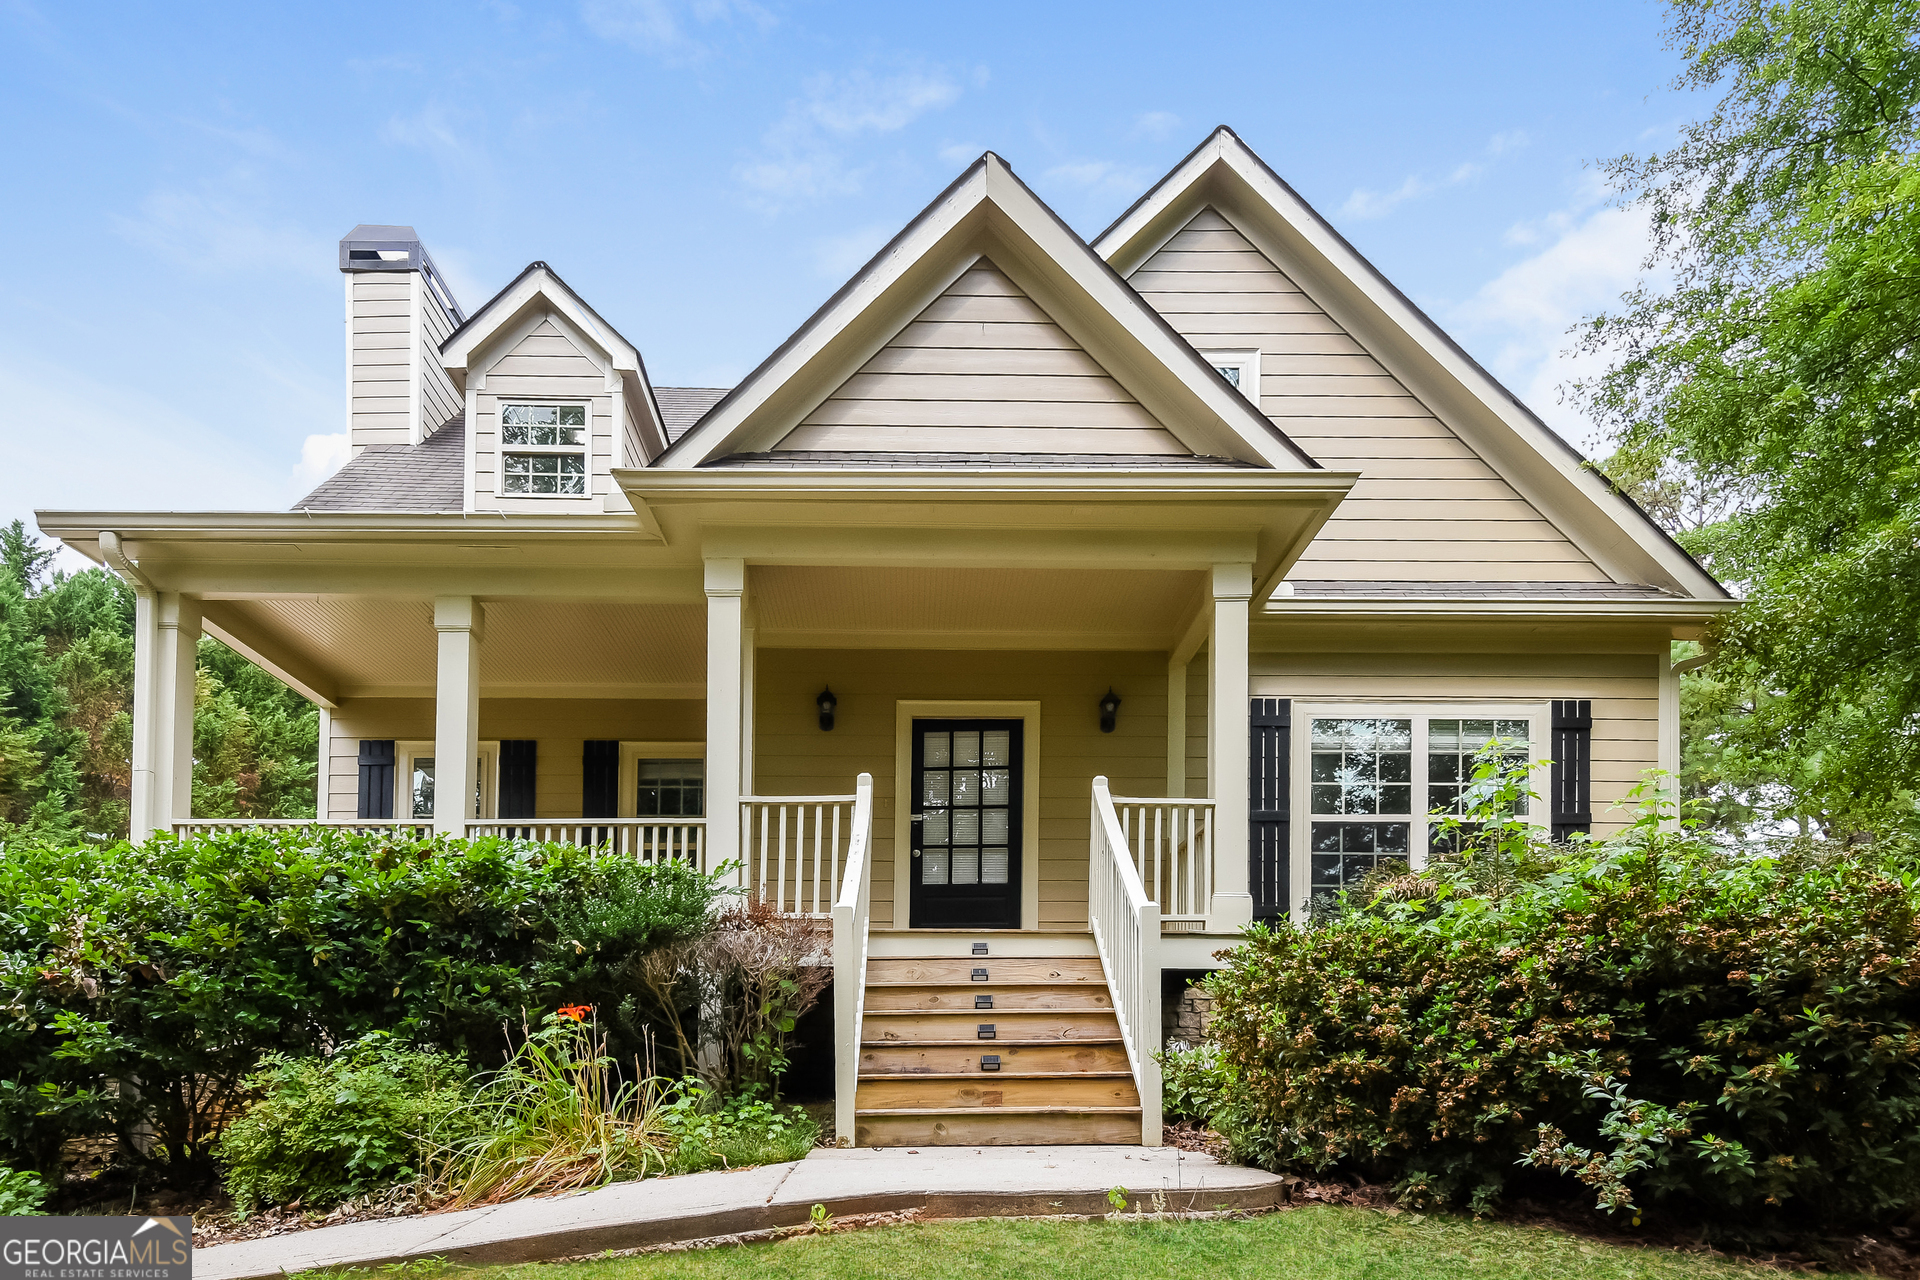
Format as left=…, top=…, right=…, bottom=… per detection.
left=442, top=1208, right=1865, bottom=1280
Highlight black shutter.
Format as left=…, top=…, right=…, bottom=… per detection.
left=499, top=740, right=537, bottom=819
left=1550, top=700, right=1593, bottom=840
left=357, top=740, right=395, bottom=819
left=582, top=741, right=620, bottom=819
left=1249, top=698, right=1291, bottom=921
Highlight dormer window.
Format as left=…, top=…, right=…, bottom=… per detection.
left=501, top=404, right=587, bottom=495
left=1200, top=349, right=1260, bottom=404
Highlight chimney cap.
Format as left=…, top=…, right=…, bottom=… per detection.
left=340, top=224, right=425, bottom=271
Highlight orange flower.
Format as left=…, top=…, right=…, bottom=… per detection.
left=557, top=1004, right=591, bottom=1022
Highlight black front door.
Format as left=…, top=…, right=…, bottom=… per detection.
left=909, top=719, right=1022, bottom=928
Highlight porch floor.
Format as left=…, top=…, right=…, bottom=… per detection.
left=194, top=1147, right=1287, bottom=1280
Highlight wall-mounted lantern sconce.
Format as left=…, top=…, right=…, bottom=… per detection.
left=1099, top=688, right=1122, bottom=734
left=816, top=686, right=838, bottom=732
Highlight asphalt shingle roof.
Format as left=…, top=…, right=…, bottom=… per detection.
left=294, top=416, right=466, bottom=512
left=654, top=387, right=729, bottom=442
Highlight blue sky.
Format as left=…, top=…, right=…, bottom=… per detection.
left=3, top=0, right=1705, bottom=561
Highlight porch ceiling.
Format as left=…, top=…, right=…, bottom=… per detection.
left=207, top=597, right=706, bottom=703
left=751, top=565, right=1205, bottom=650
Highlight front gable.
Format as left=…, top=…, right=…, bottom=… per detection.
left=775, top=259, right=1190, bottom=457
left=658, top=154, right=1316, bottom=470
left=1096, top=128, right=1728, bottom=600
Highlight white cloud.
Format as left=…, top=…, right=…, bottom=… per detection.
left=294, top=433, right=352, bottom=492
left=1043, top=159, right=1153, bottom=197
left=1131, top=110, right=1180, bottom=141
left=580, top=0, right=773, bottom=60
left=738, top=67, right=964, bottom=206
left=110, top=189, right=332, bottom=278
left=810, top=223, right=892, bottom=278
left=938, top=141, right=983, bottom=166
left=1340, top=130, right=1530, bottom=222
left=1449, top=199, right=1656, bottom=444
left=1342, top=173, right=1434, bottom=220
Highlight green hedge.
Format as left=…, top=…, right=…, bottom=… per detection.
left=1204, top=806, right=1920, bottom=1226
left=0, top=829, right=724, bottom=1184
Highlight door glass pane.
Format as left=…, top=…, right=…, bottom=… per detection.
left=982, top=730, right=1010, bottom=766
left=951, top=849, right=980, bottom=884
left=923, top=731, right=950, bottom=767
left=922, top=771, right=949, bottom=807
left=953, top=731, right=980, bottom=767
left=982, top=809, right=1008, bottom=844
left=951, top=809, right=980, bottom=846
left=922, top=811, right=949, bottom=845
left=921, top=850, right=949, bottom=884
left=981, top=768, right=1010, bottom=804
left=982, top=848, right=1009, bottom=884
left=952, top=770, right=980, bottom=806
left=411, top=758, right=435, bottom=819
left=473, top=756, right=486, bottom=820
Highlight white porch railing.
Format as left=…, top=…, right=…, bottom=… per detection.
left=464, top=820, right=707, bottom=867
left=1109, top=797, right=1215, bottom=926
left=171, top=819, right=433, bottom=837
left=739, top=793, right=858, bottom=917
left=1089, top=775, right=1163, bottom=1147
left=830, top=773, right=876, bottom=1148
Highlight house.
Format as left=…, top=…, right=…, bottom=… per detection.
left=36, top=127, right=1731, bottom=1150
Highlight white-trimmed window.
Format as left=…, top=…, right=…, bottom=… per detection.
left=397, top=740, right=500, bottom=820
left=1200, top=348, right=1260, bottom=403
left=501, top=403, right=587, bottom=496
left=1296, top=705, right=1543, bottom=903
left=618, top=742, right=706, bottom=819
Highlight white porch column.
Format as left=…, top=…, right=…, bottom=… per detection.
left=1207, top=563, right=1253, bottom=931
left=740, top=605, right=757, bottom=797
left=705, top=559, right=746, bottom=882
left=1165, top=657, right=1187, bottom=797
left=1658, top=644, right=1681, bottom=830
left=315, top=705, right=333, bottom=820
left=127, top=588, right=159, bottom=839
left=154, top=593, right=201, bottom=831
left=433, top=596, right=484, bottom=837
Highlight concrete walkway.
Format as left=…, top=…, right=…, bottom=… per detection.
left=196, top=1147, right=1284, bottom=1279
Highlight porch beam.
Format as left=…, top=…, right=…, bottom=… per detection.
left=705, top=559, right=746, bottom=882
left=1206, top=563, right=1253, bottom=932
left=432, top=596, right=484, bottom=837
left=699, top=526, right=1256, bottom=572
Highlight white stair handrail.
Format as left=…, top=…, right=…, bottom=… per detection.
left=831, top=773, right=876, bottom=1147
left=1088, top=775, right=1163, bottom=1146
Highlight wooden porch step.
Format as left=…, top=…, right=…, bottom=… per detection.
left=856, top=1074, right=1139, bottom=1110
left=861, top=1010, right=1121, bottom=1041
left=854, top=1107, right=1144, bottom=1147
left=863, top=984, right=1112, bottom=1012
left=866, top=957, right=1107, bottom=985
left=859, top=1041, right=1132, bottom=1074
left=867, top=931, right=1097, bottom=959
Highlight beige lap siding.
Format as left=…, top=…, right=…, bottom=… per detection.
left=775, top=260, right=1190, bottom=456
left=753, top=649, right=1169, bottom=931
left=472, top=319, right=617, bottom=512
left=322, top=698, right=704, bottom=821
left=1249, top=650, right=1662, bottom=836
left=1129, top=208, right=1609, bottom=583
left=349, top=276, right=413, bottom=448
left=417, top=276, right=462, bottom=436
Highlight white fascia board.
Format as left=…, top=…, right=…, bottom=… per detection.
left=616, top=465, right=1355, bottom=503
left=656, top=155, right=1316, bottom=471
left=35, top=509, right=655, bottom=543
left=1094, top=129, right=1729, bottom=603
left=442, top=268, right=639, bottom=379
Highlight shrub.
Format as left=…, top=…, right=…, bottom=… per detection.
left=1156, top=1040, right=1227, bottom=1125
left=1206, top=777, right=1920, bottom=1226
left=0, top=828, right=731, bottom=1184
left=658, top=1079, right=819, bottom=1174
left=215, top=1035, right=474, bottom=1213
left=0, top=1165, right=48, bottom=1215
